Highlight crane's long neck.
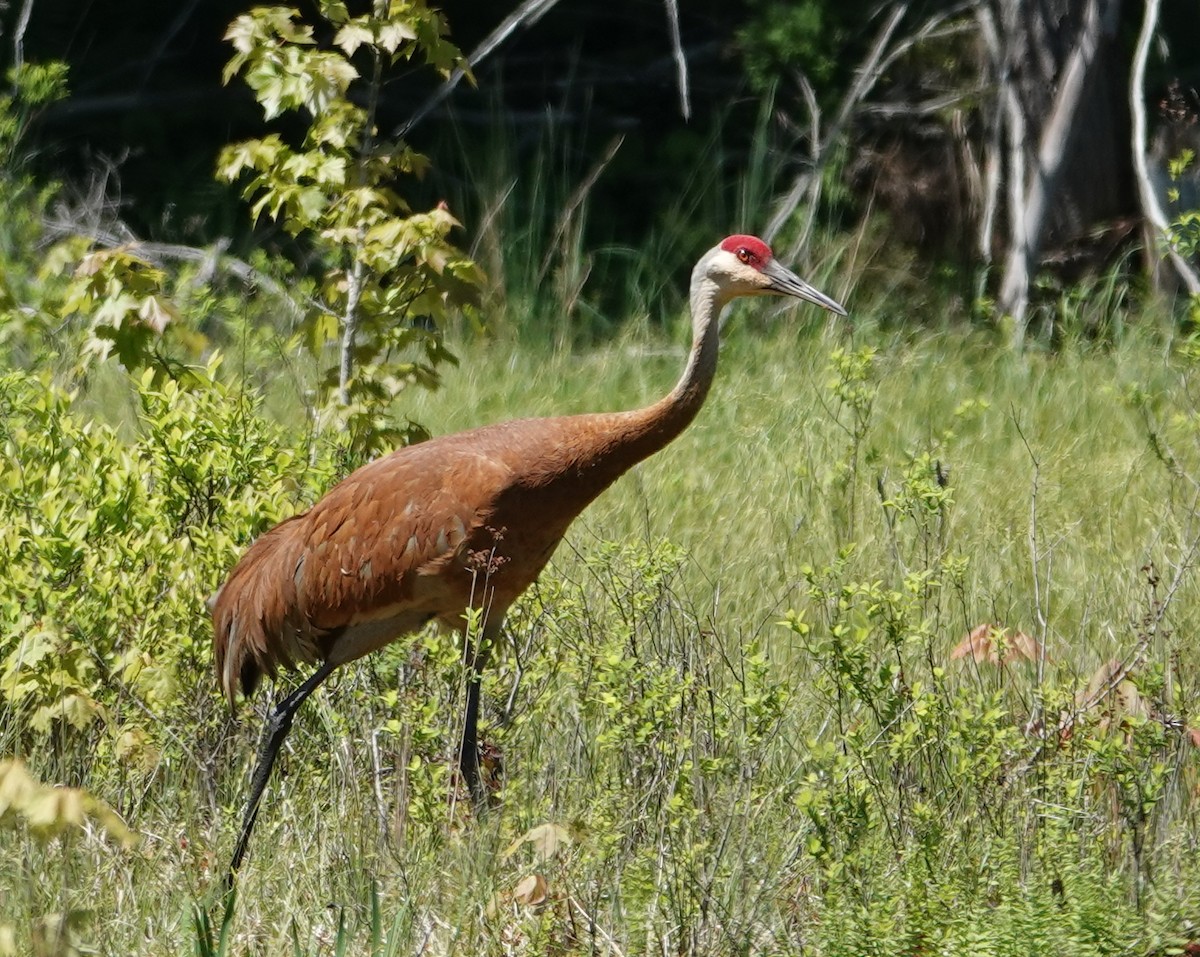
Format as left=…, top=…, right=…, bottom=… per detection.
left=575, top=263, right=729, bottom=487
left=653, top=270, right=727, bottom=440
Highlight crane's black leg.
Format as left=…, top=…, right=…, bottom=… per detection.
left=459, top=671, right=486, bottom=807
left=459, top=622, right=498, bottom=810
left=226, top=659, right=337, bottom=885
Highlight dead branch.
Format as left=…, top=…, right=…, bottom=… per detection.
left=765, top=2, right=910, bottom=247
left=11, top=0, right=34, bottom=71
left=974, top=3, right=1004, bottom=284
left=662, top=0, right=690, bottom=121
left=396, top=0, right=563, bottom=138
left=45, top=216, right=304, bottom=320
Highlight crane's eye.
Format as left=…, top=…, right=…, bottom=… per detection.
left=736, top=247, right=757, bottom=265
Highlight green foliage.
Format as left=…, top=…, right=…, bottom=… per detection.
left=60, top=248, right=201, bottom=376
left=0, top=364, right=332, bottom=754
left=1166, top=149, right=1200, bottom=329
left=217, top=1, right=483, bottom=461
left=0, top=62, right=69, bottom=163
left=0, top=316, right=1198, bottom=951
left=0, top=62, right=69, bottom=322
left=3, top=1, right=1199, bottom=949
left=738, top=0, right=845, bottom=94
left=1, top=63, right=217, bottom=386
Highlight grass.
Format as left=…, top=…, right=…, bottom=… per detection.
left=409, top=317, right=1193, bottom=643
left=4, top=309, right=1200, bottom=954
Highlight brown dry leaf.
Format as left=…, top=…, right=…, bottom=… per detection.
left=951, top=623, right=993, bottom=662
left=513, top=873, right=548, bottom=907
left=1113, top=679, right=1150, bottom=721
left=951, top=624, right=1045, bottom=665
left=1080, top=659, right=1124, bottom=705
left=484, top=872, right=550, bottom=919
left=1188, top=727, right=1200, bottom=749
left=1076, top=660, right=1151, bottom=736
left=502, top=822, right=572, bottom=862
left=1006, top=630, right=1043, bottom=663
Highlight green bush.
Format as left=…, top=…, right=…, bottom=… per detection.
left=0, top=365, right=333, bottom=774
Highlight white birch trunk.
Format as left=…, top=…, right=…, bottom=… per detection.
left=996, top=0, right=1117, bottom=337
left=1129, top=0, right=1200, bottom=295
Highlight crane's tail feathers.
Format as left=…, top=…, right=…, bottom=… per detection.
left=210, top=516, right=320, bottom=704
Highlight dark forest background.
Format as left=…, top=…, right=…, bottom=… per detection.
left=8, top=0, right=1200, bottom=340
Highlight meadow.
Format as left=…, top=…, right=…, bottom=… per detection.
left=4, top=303, right=1200, bottom=954
left=2, top=4, right=1199, bottom=951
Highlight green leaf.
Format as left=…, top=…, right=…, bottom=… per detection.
left=334, top=21, right=374, bottom=56
left=377, top=19, right=417, bottom=54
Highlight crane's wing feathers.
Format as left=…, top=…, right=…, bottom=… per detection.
left=212, top=441, right=514, bottom=703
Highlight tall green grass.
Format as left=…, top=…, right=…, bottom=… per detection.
left=9, top=317, right=1199, bottom=954
left=430, top=92, right=855, bottom=349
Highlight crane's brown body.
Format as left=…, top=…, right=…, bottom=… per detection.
left=212, top=401, right=693, bottom=703
left=212, top=235, right=846, bottom=881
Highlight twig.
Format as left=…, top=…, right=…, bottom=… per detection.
left=396, top=0, right=563, bottom=138
left=766, top=2, right=909, bottom=246
left=569, top=896, right=626, bottom=957
left=536, top=134, right=624, bottom=284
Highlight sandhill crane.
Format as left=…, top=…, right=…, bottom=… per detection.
left=211, top=234, right=846, bottom=877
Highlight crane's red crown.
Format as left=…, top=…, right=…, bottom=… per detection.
left=720, top=234, right=773, bottom=269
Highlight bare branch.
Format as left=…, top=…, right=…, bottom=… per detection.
left=11, top=0, right=35, bottom=72
left=868, top=3, right=980, bottom=81
left=859, top=89, right=984, bottom=119
left=396, top=0, right=563, bottom=138
left=974, top=3, right=1004, bottom=276
left=766, top=2, right=910, bottom=246
left=765, top=74, right=821, bottom=247
left=662, top=0, right=691, bottom=121
left=44, top=208, right=305, bottom=320
left=826, top=3, right=911, bottom=155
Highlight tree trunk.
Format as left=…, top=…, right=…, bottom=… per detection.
left=1129, top=0, right=1200, bottom=296
left=995, top=0, right=1124, bottom=339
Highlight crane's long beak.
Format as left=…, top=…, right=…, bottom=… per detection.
left=764, top=259, right=848, bottom=316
